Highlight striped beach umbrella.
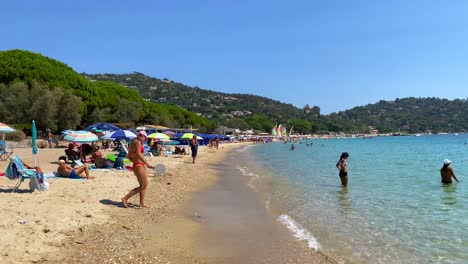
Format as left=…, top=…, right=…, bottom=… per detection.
left=64, top=130, right=98, bottom=142
left=0, top=123, right=15, bottom=133
left=101, top=130, right=136, bottom=140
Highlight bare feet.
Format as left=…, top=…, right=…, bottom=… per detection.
left=140, top=204, right=150, bottom=208
left=121, top=198, right=129, bottom=208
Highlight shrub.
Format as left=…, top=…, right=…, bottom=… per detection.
left=4, top=130, right=26, bottom=141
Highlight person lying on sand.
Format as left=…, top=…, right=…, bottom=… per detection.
left=57, top=159, right=94, bottom=179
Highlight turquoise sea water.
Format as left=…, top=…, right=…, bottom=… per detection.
left=235, top=135, right=468, bottom=263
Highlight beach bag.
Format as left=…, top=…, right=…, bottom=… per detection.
left=29, top=172, right=49, bottom=192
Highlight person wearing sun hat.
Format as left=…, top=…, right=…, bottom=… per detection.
left=121, top=130, right=155, bottom=208
left=440, top=159, right=459, bottom=184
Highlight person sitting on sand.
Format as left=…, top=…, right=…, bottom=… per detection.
left=440, top=159, right=459, bottom=184
left=91, top=145, right=103, bottom=161
left=57, top=159, right=94, bottom=179
left=65, top=142, right=80, bottom=161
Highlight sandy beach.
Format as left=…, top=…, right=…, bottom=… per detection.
left=0, top=141, right=333, bottom=263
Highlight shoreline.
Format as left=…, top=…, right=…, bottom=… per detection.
left=0, top=142, right=333, bottom=263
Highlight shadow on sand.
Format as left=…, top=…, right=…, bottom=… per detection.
left=0, top=188, right=32, bottom=193
left=99, top=199, right=140, bottom=208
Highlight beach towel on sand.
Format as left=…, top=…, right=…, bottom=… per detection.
left=52, top=172, right=85, bottom=180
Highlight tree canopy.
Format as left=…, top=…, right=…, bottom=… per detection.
left=0, top=49, right=214, bottom=132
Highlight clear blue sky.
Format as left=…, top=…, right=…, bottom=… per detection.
left=3, top=0, right=468, bottom=114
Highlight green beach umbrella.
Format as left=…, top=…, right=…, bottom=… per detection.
left=148, top=132, right=170, bottom=140
left=32, top=120, right=38, bottom=166
left=181, top=133, right=204, bottom=139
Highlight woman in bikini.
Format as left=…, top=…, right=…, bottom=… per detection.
left=121, top=131, right=154, bottom=208
left=336, top=152, right=349, bottom=187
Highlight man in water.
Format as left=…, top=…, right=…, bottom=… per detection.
left=440, top=159, right=459, bottom=184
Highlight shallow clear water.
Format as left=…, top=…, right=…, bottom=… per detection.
left=240, top=135, right=468, bottom=263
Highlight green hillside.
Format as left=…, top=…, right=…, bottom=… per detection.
left=0, top=50, right=214, bottom=132
left=82, top=72, right=322, bottom=133
left=330, top=97, right=468, bottom=133
left=2, top=49, right=467, bottom=135
left=83, top=73, right=468, bottom=134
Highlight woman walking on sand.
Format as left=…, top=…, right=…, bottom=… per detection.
left=122, top=131, right=154, bottom=208
left=336, top=152, right=349, bottom=187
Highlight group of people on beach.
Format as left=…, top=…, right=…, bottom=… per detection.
left=55, top=130, right=201, bottom=209
left=336, top=152, right=459, bottom=187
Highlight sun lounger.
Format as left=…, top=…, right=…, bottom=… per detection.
left=4, top=155, right=42, bottom=192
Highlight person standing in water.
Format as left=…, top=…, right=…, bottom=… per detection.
left=440, top=159, right=459, bottom=184
left=336, top=152, right=349, bottom=187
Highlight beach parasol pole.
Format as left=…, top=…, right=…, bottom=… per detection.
left=32, top=120, right=38, bottom=167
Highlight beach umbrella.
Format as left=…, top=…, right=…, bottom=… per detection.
left=181, top=133, right=203, bottom=139
left=148, top=132, right=170, bottom=140
left=32, top=120, right=38, bottom=166
left=101, top=130, right=136, bottom=140
left=61, top=130, right=74, bottom=136
left=0, top=122, right=15, bottom=141
left=152, top=138, right=172, bottom=143
left=163, top=130, right=176, bottom=135
left=64, top=130, right=98, bottom=142
left=0, top=123, right=15, bottom=133
left=162, top=140, right=180, bottom=145
left=83, top=122, right=121, bottom=132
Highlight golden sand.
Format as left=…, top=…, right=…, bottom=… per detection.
left=0, top=142, right=333, bottom=263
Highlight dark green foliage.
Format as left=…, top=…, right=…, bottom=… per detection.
left=331, top=97, right=468, bottom=133
left=0, top=49, right=214, bottom=132
left=4, top=130, right=26, bottom=141
left=226, top=118, right=250, bottom=130
left=245, top=115, right=274, bottom=132
left=82, top=73, right=318, bottom=125
left=288, top=119, right=312, bottom=134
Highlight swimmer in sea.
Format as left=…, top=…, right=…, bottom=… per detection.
left=440, top=159, right=459, bottom=184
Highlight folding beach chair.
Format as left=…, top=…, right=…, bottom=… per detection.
left=4, top=155, right=40, bottom=193
left=0, top=141, right=13, bottom=161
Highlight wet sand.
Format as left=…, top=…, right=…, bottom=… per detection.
left=184, top=149, right=334, bottom=263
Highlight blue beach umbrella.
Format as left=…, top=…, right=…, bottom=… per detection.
left=101, top=130, right=137, bottom=140
left=83, top=122, right=121, bottom=132
left=32, top=120, right=38, bottom=166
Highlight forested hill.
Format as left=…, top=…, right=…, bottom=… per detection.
left=82, top=73, right=317, bottom=124
left=330, top=97, right=468, bottom=133
left=82, top=73, right=468, bottom=134
left=0, top=50, right=214, bottom=132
